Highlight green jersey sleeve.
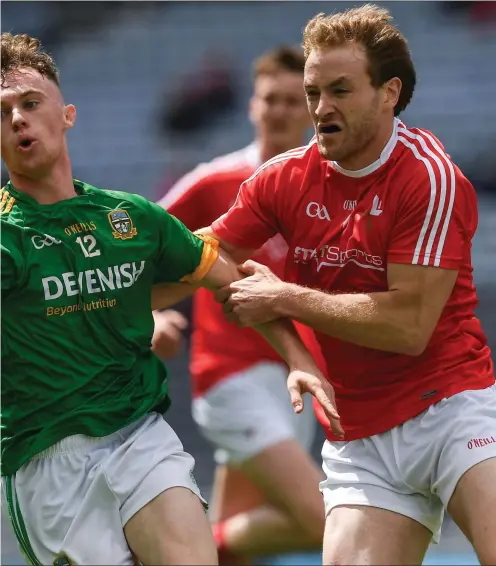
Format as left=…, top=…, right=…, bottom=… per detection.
left=145, top=200, right=219, bottom=284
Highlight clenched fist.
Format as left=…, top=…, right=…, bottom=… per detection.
left=152, top=310, right=188, bottom=360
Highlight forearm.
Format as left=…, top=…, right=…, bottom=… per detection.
left=254, top=318, right=320, bottom=371
left=151, top=282, right=199, bottom=310
left=153, top=250, right=319, bottom=369
left=276, top=284, right=423, bottom=355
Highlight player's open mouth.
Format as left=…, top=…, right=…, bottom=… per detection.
left=319, top=124, right=342, bottom=134
left=17, top=139, right=37, bottom=151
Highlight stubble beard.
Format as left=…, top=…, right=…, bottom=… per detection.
left=319, top=97, right=381, bottom=166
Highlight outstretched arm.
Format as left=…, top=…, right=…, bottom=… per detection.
left=152, top=242, right=343, bottom=436
left=272, top=263, right=457, bottom=356
left=217, top=260, right=458, bottom=356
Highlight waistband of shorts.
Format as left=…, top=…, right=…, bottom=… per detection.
left=30, top=418, right=144, bottom=460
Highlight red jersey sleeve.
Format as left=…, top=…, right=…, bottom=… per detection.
left=212, top=165, right=280, bottom=250
left=388, top=161, right=477, bottom=270
left=157, top=168, right=212, bottom=233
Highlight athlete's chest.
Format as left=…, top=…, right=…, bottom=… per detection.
left=20, top=204, right=153, bottom=305
left=281, top=170, right=396, bottom=291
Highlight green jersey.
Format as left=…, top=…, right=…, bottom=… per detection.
left=1, top=180, right=215, bottom=476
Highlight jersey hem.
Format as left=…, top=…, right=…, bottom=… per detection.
left=323, top=376, right=495, bottom=442
left=1, top=397, right=171, bottom=477
left=191, top=355, right=285, bottom=397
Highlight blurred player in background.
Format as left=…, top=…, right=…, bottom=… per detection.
left=155, top=47, right=328, bottom=564
left=198, top=5, right=496, bottom=565
left=0, top=34, right=335, bottom=566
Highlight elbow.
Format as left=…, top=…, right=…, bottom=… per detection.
left=397, top=327, right=429, bottom=357
left=390, top=300, right=433, bottom=356
left=401, top=340, right=427, bottom=357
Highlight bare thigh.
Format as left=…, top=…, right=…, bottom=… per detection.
left=240, top=438, right=325, bottom=540
left=324, top=505, right=431, bottom=566
left=124, top=487, right=218, bottom=566
left=448, top=458, right=496, bottom=565
left=210, top=464, right=266, bottom=523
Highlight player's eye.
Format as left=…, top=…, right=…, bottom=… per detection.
left=305, top=91, right=320, bottom=100
left=264, top=95, right=277, bottom=105
left=333, top=88, right=350, bottom=96
left=286, top=98, right=300, bottom=108
left=24, top=100, right=39, bottom=110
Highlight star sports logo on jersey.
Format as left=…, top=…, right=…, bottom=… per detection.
left=294, top=244, right=384, bottom=271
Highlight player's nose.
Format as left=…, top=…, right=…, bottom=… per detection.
left=12, top=108, right=28, bottom=131
left=314, top=93, right=336, bottom=119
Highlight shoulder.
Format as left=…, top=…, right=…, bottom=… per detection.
left=158, top=145, right=258, bottom=208
left=82, top=181, right=157, bottom=214
left=392, top=124, right=477, bottom=233
left=394, top=123, right=475, bottom=205
left=0, top=185, right=22, bottom=224
left=244, top=138, right=320, bottom=188
left=0, top=188, right=22, bottom=263
left=396, top=123, right=472, bottom=189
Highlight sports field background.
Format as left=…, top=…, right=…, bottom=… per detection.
left=1, top=1, right=495, bottom=564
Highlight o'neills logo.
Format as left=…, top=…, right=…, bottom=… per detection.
left=467, top=436, right=496, bottom=449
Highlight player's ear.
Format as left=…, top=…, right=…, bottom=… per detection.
left=63, top=104, right=77, bottom=130
left=383, top=78, right=401, bottom=112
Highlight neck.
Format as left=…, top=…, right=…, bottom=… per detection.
left=9, top=153, right=75, bottom=205
left=336, top=117, right=395, bottom=171
left=259, top=138, right=306, bottom=163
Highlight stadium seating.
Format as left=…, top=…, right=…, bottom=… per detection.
left=4, top=2, right=491, bottom=197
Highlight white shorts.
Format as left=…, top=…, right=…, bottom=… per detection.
left=192, top=361, right=317, bottom=465
left=4, top=412, right=205, bottom=565
left=320, top=384, right=496, bottom=543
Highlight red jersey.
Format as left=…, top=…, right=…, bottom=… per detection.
left=159, top=144, right=326, bottom=396
left=212, top=119, right=494, bottom=440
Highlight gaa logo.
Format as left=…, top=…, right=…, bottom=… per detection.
left=305, top=201, right=331, bottom=221
left=31, top=234, right=62, bottom=249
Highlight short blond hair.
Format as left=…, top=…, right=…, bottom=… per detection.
left=253, top=46, right=305, bottom=80
left=1, top=33, right=59, bottom=88
left=302, top=4, right=416, bottom=115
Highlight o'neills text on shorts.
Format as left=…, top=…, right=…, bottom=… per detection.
left=467, top=436, right=496, bottom=449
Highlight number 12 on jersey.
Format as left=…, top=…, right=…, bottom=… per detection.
left=75, top=235, right=101, bottom=258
